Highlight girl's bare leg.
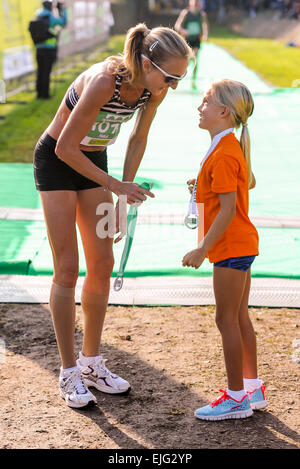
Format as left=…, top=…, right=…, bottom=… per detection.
left=213, top=265, right=248, bottom=391
left=238, top=269, right=258, bottom=379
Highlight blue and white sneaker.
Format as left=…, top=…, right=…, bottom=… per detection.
left=194, top=389, right=253, bottom=421
left=248, top=385, right=268, bottom=410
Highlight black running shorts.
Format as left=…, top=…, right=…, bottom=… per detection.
left=34, top=133, right=108, bottom=191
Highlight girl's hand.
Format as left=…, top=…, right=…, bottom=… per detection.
left=111, top=179, right=155, bottom=206
left=182, top=247, right=206, bottom=269
left=187, top=179, right=196, bottom=195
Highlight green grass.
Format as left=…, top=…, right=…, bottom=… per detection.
left=209, top=24, right=300, bottom=88
left=0, top=35, right=125, bottom=163
left=1, top=26, right=300, bottom=162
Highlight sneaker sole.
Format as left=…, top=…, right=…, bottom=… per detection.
left=84, top=378, right=131, bottom=395
left=60, top=391, right=97, bottom=409
left=251, top=400, right=268, bottom=410
left=194, top=408, right=253, bottom=421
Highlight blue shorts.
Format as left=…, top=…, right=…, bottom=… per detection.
left=214, top=255, right=256, bottom=271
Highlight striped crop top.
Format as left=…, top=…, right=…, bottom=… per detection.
left=65, top=73, right=152, bottom=147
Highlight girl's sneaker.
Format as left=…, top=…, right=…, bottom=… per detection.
left=59, top=366, right=97, bottom=409
left=194, top=389, right=253, bottom=421
left=248, top=385, right=268, bottom=410
left=77, top=352, right=131, bottom=395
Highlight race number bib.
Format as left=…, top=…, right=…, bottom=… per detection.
left=81, top=110, right=134, bottom=147
left=187, top=21, right=201, bottom=36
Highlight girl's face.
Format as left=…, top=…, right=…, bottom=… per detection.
left=142, top=56, right=188, bottom=96
left=198, top=89, right=226, bottom=130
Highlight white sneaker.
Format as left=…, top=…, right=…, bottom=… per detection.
left=77, top=352, right=131, bottom=395
left=59, top=366, right=97, bottom=409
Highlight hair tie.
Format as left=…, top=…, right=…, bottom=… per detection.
left=242, top=122, right=248, bottom=128
left=149, top=40, right=159, bottom=52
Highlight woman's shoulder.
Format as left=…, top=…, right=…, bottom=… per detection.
left=74, top=60, right=117, bottom=102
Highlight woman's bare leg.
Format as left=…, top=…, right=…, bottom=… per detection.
left=40, top=190, right=79, bottom=369
left=76, top=187, right=114, bottom=357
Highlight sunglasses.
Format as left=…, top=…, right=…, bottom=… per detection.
left=141, top=54, right=187, bottom=84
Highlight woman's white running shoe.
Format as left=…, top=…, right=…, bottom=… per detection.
left=77, top=352, right=131, bottom=395
left=59, top=366, right=97, bottom=409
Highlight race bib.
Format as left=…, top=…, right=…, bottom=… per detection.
left=81, top=110, right=134, bottom=147
left=187, top=21, right=201, bottom=36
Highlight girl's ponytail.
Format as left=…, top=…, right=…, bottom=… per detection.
left=211, top=79, right=255, bottom=189
left=240, top=124, right=255, bottom=189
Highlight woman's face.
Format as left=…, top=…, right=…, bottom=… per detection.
left=142, top=56, right=189, bottom=96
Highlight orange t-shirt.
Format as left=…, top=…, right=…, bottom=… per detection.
left=196, top=133, right=259, bottom=263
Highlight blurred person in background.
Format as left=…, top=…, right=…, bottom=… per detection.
left=35, top=0, right=67, bottom=99
left=175, top=0, right=208, bottom=89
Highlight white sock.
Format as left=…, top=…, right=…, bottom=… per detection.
left=79, top=351, right=100, bottom=365
left=243, top=378, right=262, bottom=392
left=61, top=365, right=78, bottom=376
left=226, top=389, right=247, bottom=401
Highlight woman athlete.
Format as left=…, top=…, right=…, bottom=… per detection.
left=34, top=23, right=192, bottom=408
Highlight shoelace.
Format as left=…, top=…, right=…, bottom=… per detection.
left=65, top=369, right=88, bottom=395
left=93, top=358, right=117, bottom=378
left=211, top=390, right=230, bottom=408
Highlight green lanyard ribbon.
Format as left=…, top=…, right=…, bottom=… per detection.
left=113, top=182, right=153, bottom=291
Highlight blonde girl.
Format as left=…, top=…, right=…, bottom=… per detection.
left=182, top=79, right=267, bottom=420
left=34, top=23, right=192, bottom=408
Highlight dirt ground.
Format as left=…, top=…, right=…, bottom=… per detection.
left=0, top=302, right=299, bottom=450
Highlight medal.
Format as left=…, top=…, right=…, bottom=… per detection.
left=185, top=128, right=234, bottom=230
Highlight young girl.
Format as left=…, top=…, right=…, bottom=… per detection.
left=182, top=79, right=267, bottom=420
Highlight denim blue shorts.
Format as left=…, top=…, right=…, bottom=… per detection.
left=214, top=255, right=256, bottom=271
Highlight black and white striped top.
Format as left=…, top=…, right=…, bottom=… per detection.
left=65, top=73, right=152, bottom=117
left=65, top=73, right=152, bottom=147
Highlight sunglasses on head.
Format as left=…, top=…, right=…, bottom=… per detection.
left=141, top=54, right=187, bottom=84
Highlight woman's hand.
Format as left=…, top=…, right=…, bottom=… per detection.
left=111, top=179, right=155, bottom=206
left=114, top=199, right=124, bottom=244
left=187, top=178, right=196, bottom=195
left=182, top=247, right=206, bottom=269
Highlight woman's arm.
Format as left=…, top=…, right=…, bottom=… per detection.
left=122, top=89, right=168, bottom=182
left=55, top=72, right=153, bottom=204
left=175, top=10, right=188, bottom=36
left=201, top=11, right=209, bottom=41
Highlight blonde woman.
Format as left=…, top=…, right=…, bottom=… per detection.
left=182, top=79, right=267, bottom=420
left=34, top=23, right=192, bottom=408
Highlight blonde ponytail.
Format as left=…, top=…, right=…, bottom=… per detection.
left=240, top=124, right=255, bottom=189
left=211, top=79, right=255, bottom=189
left=107, top=23, right=192, bottom=85
left=121, top=23, right=151, bottom=84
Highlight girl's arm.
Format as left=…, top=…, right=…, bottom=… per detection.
left=200, top=192, right=236, bottom=252
left=182, top=192, right=236, bottom=269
